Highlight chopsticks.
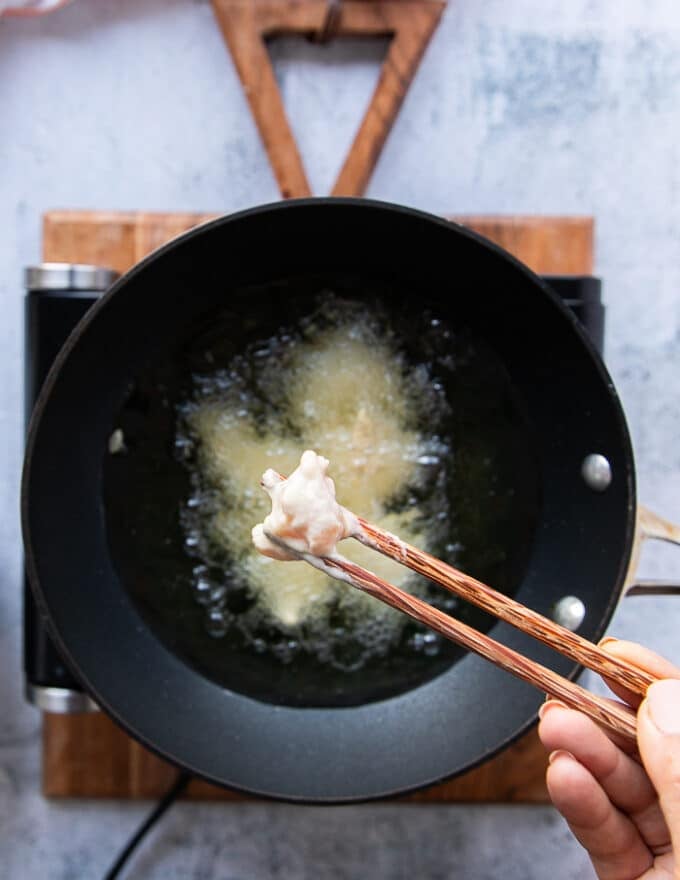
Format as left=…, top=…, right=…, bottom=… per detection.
left=355, top=518, right=655, bottom=698
left=265, top=472, right=652, bottom=744
left=302, top=549, right=638, bottom=744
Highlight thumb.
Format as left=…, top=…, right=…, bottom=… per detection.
left=638, top=678, right=680, bottom=852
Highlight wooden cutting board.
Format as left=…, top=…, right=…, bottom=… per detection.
left=41, top=209, right=593, bottom=801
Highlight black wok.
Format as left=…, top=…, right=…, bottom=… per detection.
left=22, top=198, right=636, bottom=802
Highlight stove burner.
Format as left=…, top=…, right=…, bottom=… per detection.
left=23, top=263, right=118, bottom=713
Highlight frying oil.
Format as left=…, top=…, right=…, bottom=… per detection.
left=104, top=284, right=539, bottom=706
left=176, top=300, right=454, bottom=672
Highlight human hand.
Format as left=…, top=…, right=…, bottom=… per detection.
left=538, top=639, right=680, bottom=880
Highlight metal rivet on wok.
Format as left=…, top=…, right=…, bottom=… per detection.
left=552, top=595, right=586, bottom=631
left=581, top=453, right=612, bottom=491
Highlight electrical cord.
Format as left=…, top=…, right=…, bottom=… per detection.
left=103, top=771, right=192, bottom=880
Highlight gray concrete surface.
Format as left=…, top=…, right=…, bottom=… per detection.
left=1, top=1, right=679, bottom=877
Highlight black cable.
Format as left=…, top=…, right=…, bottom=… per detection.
left=103, top=771, right=192, bottom=880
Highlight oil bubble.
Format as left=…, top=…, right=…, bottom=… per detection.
left=424, top=639, right=441, bottom=657
left=206, top=608, right=228, bottom=638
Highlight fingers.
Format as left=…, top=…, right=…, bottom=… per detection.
left=539, top=702, right=669, bottom=850
left=599, top=639, right=680, bottom=708
left=540, top=639, right=680, bottom=874
left=542, top=694, right=638, bottom=755
left=546, top=751, right=653, bottom=880
left=637, top=679, right=680, bottom=859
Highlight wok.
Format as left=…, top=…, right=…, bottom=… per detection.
left=21, top=198, right=667, bottom=802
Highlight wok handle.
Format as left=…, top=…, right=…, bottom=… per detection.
left=624, top=505, right=680, bottom=597
left=638, top=505, right=680, bottom=545
left=626, top=582, right=680, bottom=597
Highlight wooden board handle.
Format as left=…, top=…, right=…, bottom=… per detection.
left=211, top=0, right=445, bottom=197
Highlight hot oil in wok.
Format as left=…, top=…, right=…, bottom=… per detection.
left=178, top=301, right=454, bottom=676
left=103, top=282, right=541, bottom=708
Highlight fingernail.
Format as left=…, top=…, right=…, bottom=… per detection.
left=548, top=749, right=574, bottom=765
left=539, top=700, right=565, bottom=720
left=598, top=636, right=618, bottom=648
left=645, top=679, right=680, bottom=735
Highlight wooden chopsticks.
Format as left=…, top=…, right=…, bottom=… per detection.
left=267, top=474, right=656, bottom=744
left=355, top=518, right=655, bottom=698
left=305, top=550, right=638, bottom=744
left=265, top=472, right=652, bottom=744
